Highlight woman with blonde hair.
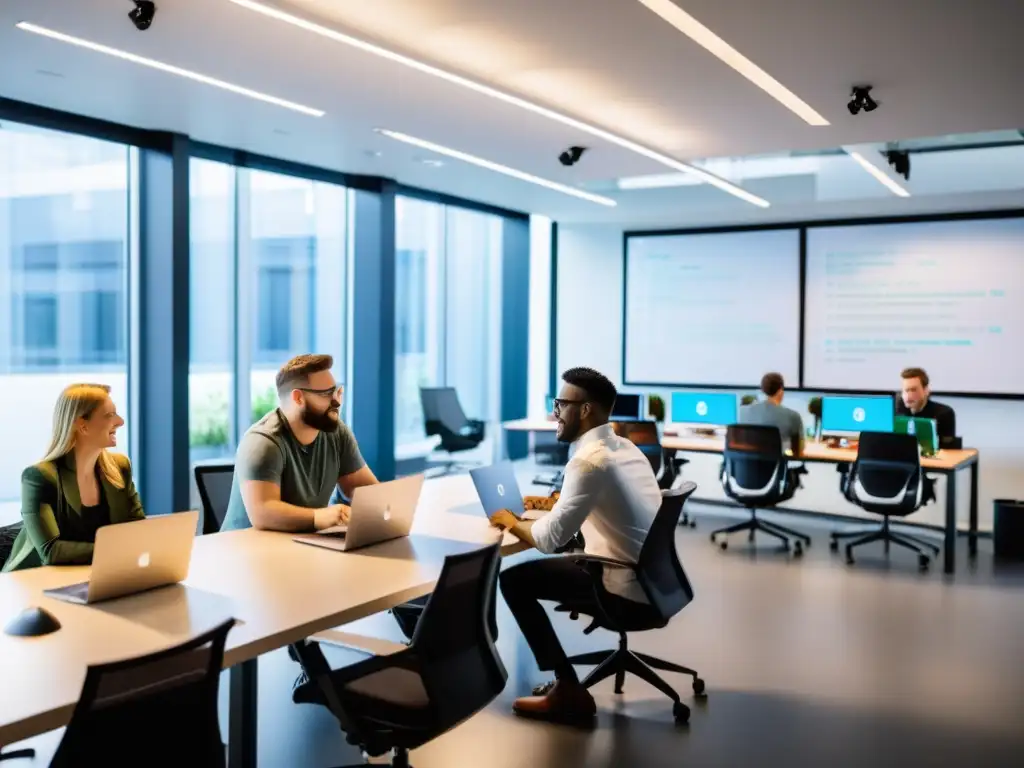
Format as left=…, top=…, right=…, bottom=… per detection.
left=2, top=384, right=144, bottom=572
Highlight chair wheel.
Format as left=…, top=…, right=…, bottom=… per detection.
left=845, top=555, right=855, bottom=566
left=673, top=701, right=691, bottom=724
left=719, top=540, right=728, bottom=551
left=793, top=542, right=804, bottom=558
left=689, top=520, right=696, bottom=529
left=692, top=678, right=706, bottom=696
left=829, top=540, right=838, bottom=552
left=918, top=554, right=930, bottom=571
left=709, top=533, right=716, bottom=543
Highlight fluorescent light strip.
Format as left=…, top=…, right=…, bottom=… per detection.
left=845, top=150, right=911, bottom=197
left=376, top=129, right=617, bottom=207
left=635, top=0, right=829, bottom=127
left=227, top=0, right=768, bottom=207
left=16, top=22, right=325, bottom=117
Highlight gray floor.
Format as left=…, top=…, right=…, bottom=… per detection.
left=10, top=501, right=1024, bottom=767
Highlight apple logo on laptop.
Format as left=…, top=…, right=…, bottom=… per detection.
left=497, top=484, right=505, bottom=497
left=383, top=505, right=392, bottom=522
left=137, top=552, right=151, bottom=569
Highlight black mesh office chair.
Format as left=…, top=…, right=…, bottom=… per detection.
left=612, top=421, right=696, bottom=527
left=0, top=525, right=33, bottom=763
left=194, top=463, right=235, bottom=535
left=292, top=543, right=506, bottom=767
left=555, top=484, right=704, bottom=724
left=712, top=424, right=810, bottom=555
left=831, top=431, right=940, bottom=571
left=420, top=387, right=486, bottom=475
left=532, top=432, right=569, bottom=491
left=50, top=618, right=235, bottom=767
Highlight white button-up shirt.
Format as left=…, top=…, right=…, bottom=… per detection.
left=531, top=423, right=662, bottom=602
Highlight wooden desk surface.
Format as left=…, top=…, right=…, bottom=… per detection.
left=0, top=475, right=522, bottom=745
left=661, top=435, right=978, bottom=471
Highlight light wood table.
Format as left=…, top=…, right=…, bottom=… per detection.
left=0, top=475, right=523, bottom=766
left=660, top=434, right=980, bottom=575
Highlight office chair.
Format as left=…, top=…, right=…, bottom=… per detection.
left=420, top=387, right=486, bottom=475
left=611, top=421, right=696, bottom=528
left=194, top=463, right=235, bottom=535
left=712, top=424, right=810, bottom=555
left=831, top=431, right=941, bottom=571
left=532, top=432, right=570, bottom=491
left=0, top=526, right=34, bottom=762
left=292, top=543, right=506, bottom=767
left=552, top=483, right=703, bottom=724
left=50, top=618, right=235, bottom=767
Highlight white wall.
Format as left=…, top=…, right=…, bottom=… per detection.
left=554, top=222, right=1023, bottom=532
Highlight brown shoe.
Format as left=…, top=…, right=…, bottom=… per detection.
left=513, top=680, right=596, bottom=725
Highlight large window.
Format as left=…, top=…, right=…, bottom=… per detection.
left=0, top=122, right=131, bottom=517
left=394, top=197, right=502, bottom=452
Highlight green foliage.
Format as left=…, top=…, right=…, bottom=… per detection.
left=251, top=386, right=278, bottom=423
left=647, top=394, right=665, bottom=422
left=808, top=396, right=823, bottom=419
left=188, top=386, right=279, bottom=449
left=740, top=394, right=757, bottom=406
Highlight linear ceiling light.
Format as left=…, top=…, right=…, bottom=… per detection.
left=227, top=0, right=768, bottom=207
left=635, top=0, right=829, bottom=127
left=845, top=149, right=911, bottom=197
left=16, top=21, right=325, bottom=117
left=376, top=129, right=617, bottom=207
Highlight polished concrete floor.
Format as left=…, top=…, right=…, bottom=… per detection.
left=11, top=503, right=1024, bottom=767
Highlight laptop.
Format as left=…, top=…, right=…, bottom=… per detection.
left=293, top=474, right=424, bottom=552
left=894, top=415, right=939, bottom=456
left=470, top=462, right=525, bottom=517
left=44, top=511, right=200, bottom=605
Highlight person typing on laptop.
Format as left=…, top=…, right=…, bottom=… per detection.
left=4, top=384, right=143, bottom=573
left=489, top=367, right=661, bottom=724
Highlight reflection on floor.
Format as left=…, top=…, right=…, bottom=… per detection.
left=9, top=497, right=1024, bottom=766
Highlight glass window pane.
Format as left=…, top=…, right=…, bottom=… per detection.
left=394, top=197, right=446, bottom=450
left=0, top=122, right=130, bottom=522
left=246, top=170, right=347, bottom=424
left=189, top=158, right=236, bottom=464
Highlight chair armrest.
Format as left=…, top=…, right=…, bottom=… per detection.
left=311, top=629, right=408, bottom=658
left=570, top=554, right=636, bottom=572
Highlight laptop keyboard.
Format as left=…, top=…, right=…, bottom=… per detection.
left=48, top=581, right=90, bottom=600
left=318, top=525, right=348, bottom=538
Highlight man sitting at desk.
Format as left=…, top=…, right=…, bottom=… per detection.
left=740, top=372, right=804, bottom=456
left=221, top=354, right=378, bottom=703
left=490, top=367, right=661, bottom=724
left=896, top=367, right=957, bottom=441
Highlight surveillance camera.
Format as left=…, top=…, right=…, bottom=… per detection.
left=129, top=1, right=157, bottom=31
left=847, top=85, right=878, bottom=116
left=558, top=146, right=587, bottom=167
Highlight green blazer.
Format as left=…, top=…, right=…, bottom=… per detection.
left=2, top=453, right=145, bottom=572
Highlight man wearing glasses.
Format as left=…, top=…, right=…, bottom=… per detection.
left=221, top=353, right=377, bottom=533
left=490, top=367, right=661, bottom=725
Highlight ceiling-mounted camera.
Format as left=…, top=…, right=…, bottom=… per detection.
left=847, top=85, right=878, bottom=115
left=558, top=146, right=587, bottom=167
left=886, top=149, right=910, bottom=181
left=129, top=1, right=157, bottom=31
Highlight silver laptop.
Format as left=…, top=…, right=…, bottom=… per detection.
left=293, top=474, right=425, bottom=552
left=44, top=511, right=200, bottom=605
left=470, top=462, right=525, bottom=517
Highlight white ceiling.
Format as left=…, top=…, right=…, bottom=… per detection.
left=1, top=0, right=1022, bottom=225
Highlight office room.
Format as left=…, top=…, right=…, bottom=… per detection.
left=1, top=1, right=1023, bottom=766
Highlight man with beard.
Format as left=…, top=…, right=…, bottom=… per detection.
left=221, top=353, right=376, bottom=533
left=489, top=367, right=661, bottom=725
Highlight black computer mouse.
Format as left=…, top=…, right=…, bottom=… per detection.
left=4, top=606, right=62, bottom=637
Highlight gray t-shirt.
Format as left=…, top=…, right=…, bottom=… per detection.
left=739, top=400, right=805, bottom=452
left=221, top=409, right=366, bottom=531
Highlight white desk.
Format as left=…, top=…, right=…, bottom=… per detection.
left=0, top=475, right=523, bottom=765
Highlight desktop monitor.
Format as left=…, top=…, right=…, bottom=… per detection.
left=821, top=395, right=894, bottom=434
left=894, top=415, right=939, bottom=457
left=611, top=393, right=644, bottom=421
left=670, top=392, right=738, bottom=427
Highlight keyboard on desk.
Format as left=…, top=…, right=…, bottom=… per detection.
left=44, top=580, right=90, bottom=605
left=317, top=525, right=348, bottom=538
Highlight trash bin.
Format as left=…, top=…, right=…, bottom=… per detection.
left=993, top=500, right=1024, bottom=560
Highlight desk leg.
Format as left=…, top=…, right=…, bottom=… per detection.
left=944, top=472, right=957, bottom=576
left=229, top=658, right=258, bottom=768
left=969, top=460, right=979, bottom=559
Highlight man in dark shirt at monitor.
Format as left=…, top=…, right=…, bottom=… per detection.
left=740, top=372, right=805, bottom=456
left=896, top=367, right=957, bottom=441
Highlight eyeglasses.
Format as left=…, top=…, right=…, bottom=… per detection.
left=552, top=398, right=587, bottom=414
left=297, top=385, right=344, bottom=400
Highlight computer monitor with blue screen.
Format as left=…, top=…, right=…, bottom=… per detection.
left=821, top=395, right=894, bottom=434
left=611, top=393, right=644, bottom=421
left=671, top=392, right=738, bottom=427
